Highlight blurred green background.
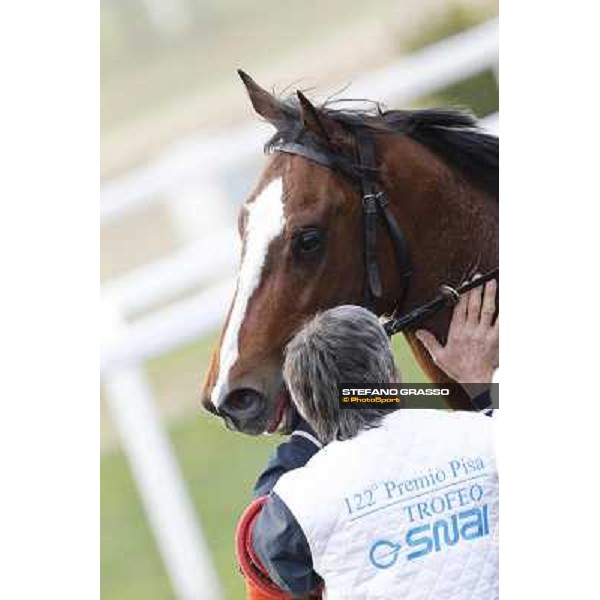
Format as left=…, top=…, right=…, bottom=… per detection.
left=101, top=1, right=498, bottom=598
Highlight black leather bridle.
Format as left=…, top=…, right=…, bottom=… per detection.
left=354, top=128, right=413, bottom=311
left=270, top=127, right=498, bottom=335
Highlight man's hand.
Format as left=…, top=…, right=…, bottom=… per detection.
left=415, top=276, right=498, bottom=392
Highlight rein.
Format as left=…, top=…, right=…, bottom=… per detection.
left=383, top=267, right=499, bottom=335
left=270, top=127, right=498, bottom=336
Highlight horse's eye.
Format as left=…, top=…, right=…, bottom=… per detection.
left=292, top=228, right=325, bottom=257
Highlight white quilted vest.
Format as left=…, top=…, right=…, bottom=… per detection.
left=274, top=410, right=498, bottom=600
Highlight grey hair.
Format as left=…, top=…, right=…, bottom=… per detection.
left=283, top=305, right=400, bottom=444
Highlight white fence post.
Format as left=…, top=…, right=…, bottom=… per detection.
left=102, top=303, right=222, bottom=600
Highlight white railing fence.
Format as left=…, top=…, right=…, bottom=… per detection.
left=101, top=19, right=499, bottom=600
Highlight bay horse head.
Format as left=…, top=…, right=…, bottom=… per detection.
left=201, top=70, right=498, bottom=435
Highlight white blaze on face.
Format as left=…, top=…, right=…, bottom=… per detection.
left=211, top=177, right=285, bottom=407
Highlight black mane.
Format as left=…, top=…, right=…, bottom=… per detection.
left=265, top=97, right=498, bottom=200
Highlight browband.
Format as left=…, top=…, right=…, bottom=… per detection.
left=271, top=142, right=338, bottom=171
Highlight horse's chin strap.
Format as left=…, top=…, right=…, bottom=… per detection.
left=355, top=129, right=412, bottom=312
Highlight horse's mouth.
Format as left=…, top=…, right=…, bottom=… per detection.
left=266, top=386, right=296, bottom=434
left=266, top=388, right=290, bottom=433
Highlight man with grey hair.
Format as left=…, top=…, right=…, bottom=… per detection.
left=282, top=304, right=401, bottom=446
left=236, top=282, right=498, bottom=600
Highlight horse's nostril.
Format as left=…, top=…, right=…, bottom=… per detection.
left=219, top=388, right=266, bottom=425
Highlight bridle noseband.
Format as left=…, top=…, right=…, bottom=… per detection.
left=270, top=127, right=497, bottom=335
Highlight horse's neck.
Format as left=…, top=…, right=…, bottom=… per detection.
left=379, top=140, right=498, bottom=316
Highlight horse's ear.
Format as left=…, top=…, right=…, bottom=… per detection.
left=296, top=90, right=335, bottom=144
left=237, top=69, right=284, bottom=124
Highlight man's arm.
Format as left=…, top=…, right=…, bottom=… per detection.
left=237, top=420, right=323, bottom=599
left=252, top=493, right=322, bottom=598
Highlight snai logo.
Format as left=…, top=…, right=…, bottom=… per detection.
left=369, top=504, right=490, bottom=569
